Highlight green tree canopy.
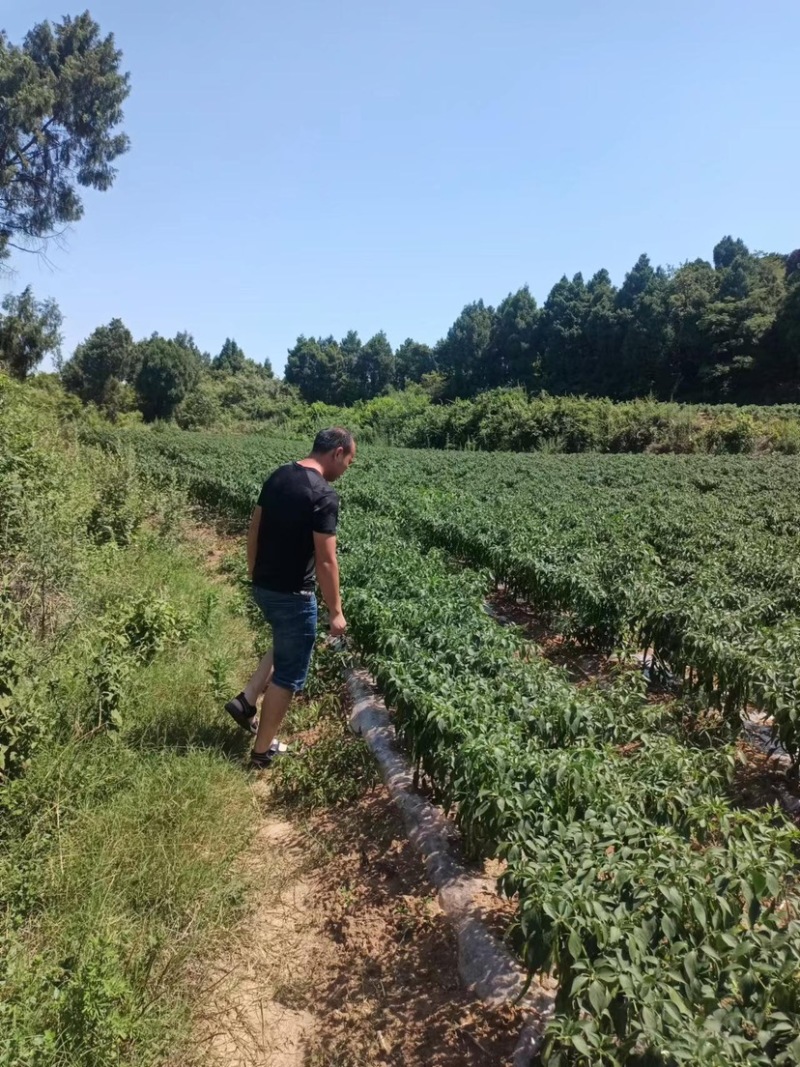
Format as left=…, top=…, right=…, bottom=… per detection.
left=713, top=236, right=750, bottom=271
left=284, top=335, right=350, bottom=404
left=665, top=260, right=717, bottom=395
left=583, top=269, right=620, bottom=395
left=436, top=300, right=495, bottom=398
left=613, top=256, right=673, bottom=397
left=173, top=331, right=210, bottom=364
left=0, top=12, right=130, bottom=261
left=61, top=318, right=137, bottom=408
left=536, top=274, right=591, bottom=395
left=767, top=277, right=800, bottom=399
left=482, top=287, right=539, bottom=391
left=0, top=286, right=62, bottom=379
left=701, top=252, right=786, bottom=397
left=134, top=335, right=200, bottom=421
left=340, top=329, right=362, bottom=363
left=394, top=339, right=437, bottom=389
left=175, top=383, right=221, bottom=429
left=212, top=337, right=247, bottom=374
left=353, top=331, right=394, bottom=400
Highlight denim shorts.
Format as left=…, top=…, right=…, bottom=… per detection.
left=252, top=586, right=318, bottom=692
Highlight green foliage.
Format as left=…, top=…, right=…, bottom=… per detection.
left=353, top=330, right=395, bottom=400
left=134, top=335, right=201, bottom=421
left=284, top=334, right=354, bottom=404
left=55, top=234, right=800, bottom=434
left=394, top=338, right=437, bottom=389
left=212, top=337, right=247, bottom=374
left=120, top=592, right=194, bottom=662
left=282, top=236, right=800, bottom=409
left=175, top=382, right=221, bottom=429
left=436, top=298, right=495, bottom=398
left=83, top=631, right=131, bottom=733
left=0, top=378, right=258, bottom=1065
left=0, top=604, right=42, bottom=779
left=270, top=710, right=379, bottom=811
left=336, top=505, right=800, bottom=1066
left=85, top=444, right=146, bottom=545
left=61, top=319, right=138, bottom=414
left=0, top=287, right=62, bottom=380
left=126, top=423, right=800, bottom=1063
left=483, top=286, right=539, bottom=390
left=0, top=12, right=130, bottom=261
left=283, top=385, right=800, bottom=456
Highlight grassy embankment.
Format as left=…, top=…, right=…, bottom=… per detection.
left=0, top=375, right=265, bottom=1066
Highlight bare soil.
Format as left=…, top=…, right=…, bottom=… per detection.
left=294, top=789, right=526, bottom=1067
left=175, top=781, right=527, bottom=1067
left=179, top=518, right=241, bottom=578
left=176, top=799, right=324, bottom=1067
left=484, top=586, right=617, bottom=684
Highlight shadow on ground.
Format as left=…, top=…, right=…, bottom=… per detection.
left=297, top=790, right=526, bottom=1067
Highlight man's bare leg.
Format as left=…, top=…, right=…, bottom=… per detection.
left=253, top=682, right=293, bottom=755
left=244, top=649, right=274, bottom=707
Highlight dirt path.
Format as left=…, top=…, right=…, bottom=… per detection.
left=174, top=778, right=526, bottom=1067
left=176, top=783, right=327, bottom=1067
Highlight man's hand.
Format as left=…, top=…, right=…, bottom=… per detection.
left=329, top=610, right=347, bottom=638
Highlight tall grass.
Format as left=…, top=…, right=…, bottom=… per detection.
left=0, top=375, right=260, bottom=1066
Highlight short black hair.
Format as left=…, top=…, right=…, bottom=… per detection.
left=311, top=426, right=354, bottom=456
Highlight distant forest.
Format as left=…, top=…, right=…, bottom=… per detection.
left=285, top=237, right=800, bottom=405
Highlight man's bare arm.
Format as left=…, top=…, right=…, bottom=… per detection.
left=313, top=531, right=346, bottom=636
left=247, top=506, right=262, bottom=579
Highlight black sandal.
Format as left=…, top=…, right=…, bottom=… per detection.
left=225, top=693, right=258, bottom=735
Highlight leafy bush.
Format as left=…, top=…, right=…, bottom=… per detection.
left=86, top=445, right=146, bottom=545
left=120, top=593, right=194, bottom=662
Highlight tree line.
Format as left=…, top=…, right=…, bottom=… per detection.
left=0, top=291, right=282, bottom=425
left=2, top=15, right=798, bottom=415
left=60, top=325, right=279, bottom=424
left=285, top=237, right=800, bottom=406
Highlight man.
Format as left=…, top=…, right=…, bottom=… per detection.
left=225, top=427, right=355, bottom=768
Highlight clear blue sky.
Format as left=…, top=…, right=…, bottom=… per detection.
left=3, top=0, right=798, bottom=374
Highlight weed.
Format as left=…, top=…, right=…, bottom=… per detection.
left=271, top=715, right=379, bottom=812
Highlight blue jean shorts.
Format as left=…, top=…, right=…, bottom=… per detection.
left=252, top=586, right=318, bottom=693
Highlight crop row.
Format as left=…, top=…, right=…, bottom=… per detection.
left=114, top=430, right=800, bottom=757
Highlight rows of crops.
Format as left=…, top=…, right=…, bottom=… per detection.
left=113, top=428, right=800, bottom=1065
left=343, top=450, right=800, bottom=762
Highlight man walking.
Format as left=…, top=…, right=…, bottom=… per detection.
left=225, top=427, right=355, bottom=767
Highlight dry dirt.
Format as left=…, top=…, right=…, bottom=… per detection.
left=484, top=586, right=612, bottom=684
left=175, top=778, right=527, bottom=1067
left=175, top=788, right=323, bottom=1067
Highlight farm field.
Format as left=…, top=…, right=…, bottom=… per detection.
left=110, top=426, right=800, bottom=1066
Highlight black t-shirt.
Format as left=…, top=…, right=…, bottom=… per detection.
left=252, top=462, right=339, bottom=593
